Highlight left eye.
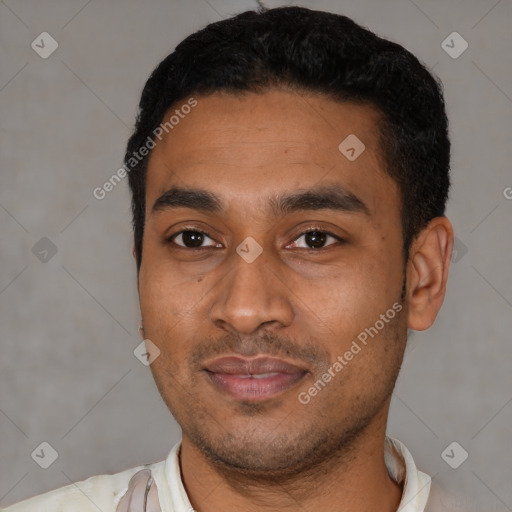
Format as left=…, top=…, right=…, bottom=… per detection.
left=289, top=230, right=342, bottom=249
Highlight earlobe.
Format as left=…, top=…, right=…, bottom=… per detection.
left=406, top=217, right=454, bottom=331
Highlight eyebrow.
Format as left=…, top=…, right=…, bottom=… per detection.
left=151, top=184, right=370, bottom=217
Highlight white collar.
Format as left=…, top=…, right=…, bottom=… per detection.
left=151, top=436, right=431, bottom=512
left=384, top=436, right=432, bottom=511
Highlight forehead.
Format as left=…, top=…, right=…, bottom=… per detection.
left=144, top=89, right=398, bottom=218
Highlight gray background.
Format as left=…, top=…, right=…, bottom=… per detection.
left=0, top=0, right=511, bottom=509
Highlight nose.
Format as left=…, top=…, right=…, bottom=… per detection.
left=209, top=248, right=295, bottom=335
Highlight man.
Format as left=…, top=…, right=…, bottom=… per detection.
left=3, top=6, right=456, bottom=512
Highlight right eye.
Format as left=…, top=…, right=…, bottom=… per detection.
left=166, top=229, right=221, bottom=249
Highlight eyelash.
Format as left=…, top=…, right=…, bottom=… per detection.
left=165, top=226, right=346, bottom=250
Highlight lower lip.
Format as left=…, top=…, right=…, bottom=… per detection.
left=205, top=371, right=306, bottom=401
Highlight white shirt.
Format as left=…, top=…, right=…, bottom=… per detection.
left=2, top=436, right=437, bottom=512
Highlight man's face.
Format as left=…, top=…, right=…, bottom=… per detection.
left=138, top=89, right=408, bottom=476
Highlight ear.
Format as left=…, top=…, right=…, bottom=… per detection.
left=405, top=217, right=454, bottom=331
left=131, top=242, right=137, bottom=260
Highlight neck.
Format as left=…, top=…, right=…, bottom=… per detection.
left=179, top=404, right=404, bottom=512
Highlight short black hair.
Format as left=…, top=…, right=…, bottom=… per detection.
left=125, top=6, right=450, bottom=272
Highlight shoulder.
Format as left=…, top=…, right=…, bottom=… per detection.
left=1, top=460, right=165, bottom=512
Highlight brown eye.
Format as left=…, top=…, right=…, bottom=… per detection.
left=304, top=231, right=328, bottom=249
left=169, top=230, right=218, bottom=248
left=290, top=230, right=342, bottom=249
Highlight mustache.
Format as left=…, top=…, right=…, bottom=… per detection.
left=189, top=330, right=331, bottom=372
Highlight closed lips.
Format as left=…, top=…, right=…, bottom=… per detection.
left=203, top=355, right=308, bottom=376
left=203, top=355, right=309, bottom=401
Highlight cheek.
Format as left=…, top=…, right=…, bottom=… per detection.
left=301, top=255, right=402, bottom=350
left=138, top=269, right=186, bottom=341
left=314, top=255, right=396, bottom=309
left=139, top=245, right=195, bottom=309
left=138, top=260, right=211, bottom=358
